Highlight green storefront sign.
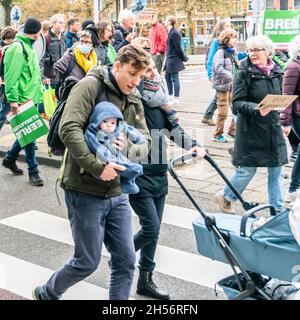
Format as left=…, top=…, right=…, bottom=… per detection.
left=7, top=99, right=49, bottom=148
left=263, top=10, right=300, bottom=43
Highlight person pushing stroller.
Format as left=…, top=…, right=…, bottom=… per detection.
left=85, top=101, right=145, bottom=194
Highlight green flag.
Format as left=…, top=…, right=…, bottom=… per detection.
left=7, top=99, right=49, bottom=148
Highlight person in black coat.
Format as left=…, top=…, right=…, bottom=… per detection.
left=215, top=35, right=288, bottom=214
left=113, top=9, right=135, bottom=52
left=129, top=59, right=206, bottom=300
left=164, top=16, right=188, bottom=106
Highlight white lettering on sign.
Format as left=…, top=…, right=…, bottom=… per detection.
left=13, top=116, right=43, bottom=139
left=265, top=18, right=299, bottom=30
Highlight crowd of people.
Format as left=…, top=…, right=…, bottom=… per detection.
left=199, top=18, right=300, bottom=215
left=0, top=10, right=204, bottom=301
left=1, top=9, right=300, bottom=301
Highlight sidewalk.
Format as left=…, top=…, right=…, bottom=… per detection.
left=186, top=54, right=205, bottom=66
left=0, top=121, right=292, bottom=206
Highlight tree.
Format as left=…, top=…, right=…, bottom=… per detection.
left=0, top=0, right=14, bottom=26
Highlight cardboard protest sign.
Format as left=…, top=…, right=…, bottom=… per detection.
left=6, top=99, right=49, bottom=148
left=256, top=94, right=298, bottom=111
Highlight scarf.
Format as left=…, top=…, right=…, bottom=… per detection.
left=73, top=47, right=97, bottom=74
left=256, top=59, right=275, bottom=76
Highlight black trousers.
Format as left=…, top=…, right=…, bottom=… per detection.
left=129, top=195, right=166, bottom=272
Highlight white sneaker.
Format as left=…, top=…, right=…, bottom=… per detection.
left=285, top=190, right=299, bottom=203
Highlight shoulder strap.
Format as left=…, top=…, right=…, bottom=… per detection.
left=14, top=40, right=29, bottom=61
left=44, top=33, right=51, bottom=48
left=62, top=54, right=76, bottom=82
left=95, top=78, right=109, bottom=104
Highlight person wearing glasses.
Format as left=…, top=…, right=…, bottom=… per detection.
left=44, top=30, right=98, bottom=86
left=215, top=35, right=287, bottom=214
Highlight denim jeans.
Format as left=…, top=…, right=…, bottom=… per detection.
left=203, top=94, right=217, bottom=120
left=40, top=190, right=135, bottom=300
left=5, top=139, right=38, bottom=174
left=0, top=100, right=10, bottom=130
left=289, top=118, right=300, bottom=192
left=223, top=166, right=284, bottom=211
left=165, top=72, right=180, bottom=97
left=129, top=195, right=166, bottom=272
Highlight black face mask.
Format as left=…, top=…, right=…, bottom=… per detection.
left=143, top=47, right=150, bottom=53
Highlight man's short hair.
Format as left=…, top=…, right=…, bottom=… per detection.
left=116, top=44, right=150, bottom=71
left=50, top=14, right=65, bottom=25
left=68, top=18, right=80, bottom=28
left=1, top=27, right=16, bottom=40
left=166, top=16, right=176, bottom=27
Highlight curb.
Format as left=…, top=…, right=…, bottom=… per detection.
left=0, top=147, right=62, bottom=168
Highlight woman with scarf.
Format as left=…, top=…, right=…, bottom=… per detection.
left=95, top=21, right=117, bottom=66
left=44, top=30, right=98, bottom=86
left=215, top=35, right=287, bottom=214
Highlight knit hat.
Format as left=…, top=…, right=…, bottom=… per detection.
left=83, top=24, right=99, bottom=47
left=24, top=18, right=42, bottom=35
left=82, top=19, right=95, bottom=30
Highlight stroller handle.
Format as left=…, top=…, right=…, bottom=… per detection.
left=169, top=152, right=197, bottom=169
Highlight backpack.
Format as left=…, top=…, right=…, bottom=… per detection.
left=54, top=52, right=77, bottom=101
left=0, top=41, right=29, bottom=104
left=47, top=75, right=108, bottom=156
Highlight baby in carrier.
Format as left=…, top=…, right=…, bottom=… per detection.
left=85, top=101, right=145, bottom=194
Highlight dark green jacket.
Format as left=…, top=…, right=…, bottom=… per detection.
left=59, top=65, right=151, bottom=197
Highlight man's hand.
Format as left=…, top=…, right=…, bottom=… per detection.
left=282, top=126, right=291, bottom=137
left=113, top=133, right=128, bottom=151
left=126, top=33, right=135, bottom=43
left=0, top=77, right=4, bottom=86
left=43, top=78, right=51, bottom=85
left=100, top=162, right=126, bottom=181
left=10, top=102, right=19, bottom=115
left=190, top=146, right=206, bottom=160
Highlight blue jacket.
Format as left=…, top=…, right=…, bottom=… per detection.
left=164, top=27, right=188, bottom=74
left=65, top=30, right=79, bottom=49
left=206, top=38, right=219, bottom=80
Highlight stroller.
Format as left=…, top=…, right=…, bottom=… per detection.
left=169, top=152, right=300, bottom=300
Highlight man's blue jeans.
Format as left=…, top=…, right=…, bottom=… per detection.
left=0, top=100, right=10, bottom=130
left=40, top=190, right=135, bottom=300
left=165, top=72, right=180, bottom=97
left=223, top=166, right=284, bottom=211
left=5, top=139, right=38, bottom=174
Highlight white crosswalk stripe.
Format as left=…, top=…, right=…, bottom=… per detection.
left=0, top=205, right=232, bottom=300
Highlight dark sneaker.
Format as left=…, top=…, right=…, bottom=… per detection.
left=2, top=158, right=24, bottom=175
left=32, top=286, right=43, bottom=300
left=29, top=172, right=44, bottom=187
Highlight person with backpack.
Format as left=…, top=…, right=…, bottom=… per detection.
left=1, top=18, right=44, bottom=186
left=212, top=28, right=238, bottom=143
left=44, top=29, right=98, bottom=95
left=202, top=19, right=231, bottom=126
left=42, top=14, right=67, bottom=87
left=215, top=35, right=287, bottom=214
left=32, top=44, right=151, bottom=300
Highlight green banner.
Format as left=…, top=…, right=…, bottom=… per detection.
left=7, top=100, right=49, bottom=148
left=263, top=10, right=300, bottom=43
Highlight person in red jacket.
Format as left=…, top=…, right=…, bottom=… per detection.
left=149, top=15, right=167, bottom=74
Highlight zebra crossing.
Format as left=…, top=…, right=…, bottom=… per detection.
left=0, top=203, right=231, bottom=300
